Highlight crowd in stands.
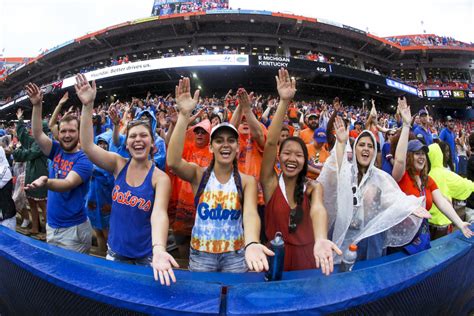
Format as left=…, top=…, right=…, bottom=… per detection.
left=385, top=34, right=474, bottom=48
left=0, top=68, right=472, bottom=286
left=152, top=0, right=229, bottom=16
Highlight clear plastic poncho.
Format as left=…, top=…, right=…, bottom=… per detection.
left=318, top=130, right=424, bottom=262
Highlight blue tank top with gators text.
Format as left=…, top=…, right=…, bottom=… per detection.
left=109, top=160, right=155, bottom=258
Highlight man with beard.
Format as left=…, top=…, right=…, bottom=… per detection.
left=299, top=113, right=319, bottom=145
left=25, top=83, right=93, bottom=254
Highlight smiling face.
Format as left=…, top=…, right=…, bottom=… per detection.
left=307, top=116, right=319, bottom=130
left=279, top=138, right=307, bottom=178
left=279, top=129, right=289, bottom=145
left=410, top=150, right=427, bottom=171
left=58, top=119, right=79, bottom=152
left=355, top=135, right=375, bottom=169
left=210, top=129, right=239, bottom=164
left=126, top=124, right=153, bottom=161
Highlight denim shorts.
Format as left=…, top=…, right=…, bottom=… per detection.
left=106, top=247, right=152, bottom=266
left=46, top=220, right=92, bottom=254
left=189, top=248, right=248, bottom=272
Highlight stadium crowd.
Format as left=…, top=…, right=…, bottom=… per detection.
left=385, top=34, right=474, bottom=48
left=0, top=68, right=472, bottom=286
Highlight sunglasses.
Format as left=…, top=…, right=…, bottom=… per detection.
left=289, top=208, right=298, bottom=233
left=193, top=128, right=207, bottom=135
left=352, top=185, right=360, bottom=207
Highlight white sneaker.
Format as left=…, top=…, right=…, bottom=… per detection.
left=20, top=219, right=30, bottom=228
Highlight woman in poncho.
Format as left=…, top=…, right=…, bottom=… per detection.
left=318, top=116, right=431, bottom=262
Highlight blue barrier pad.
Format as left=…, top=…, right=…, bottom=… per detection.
left=226, top=234, right=472, bottom=315
left=0, top=227, right=222, bottom=315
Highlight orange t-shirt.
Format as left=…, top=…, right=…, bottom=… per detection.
left=306, top=144, right=330, bottom=180
left=299, top=128, right=315, bottom=145
left=349, top=130, right=360, bottom=139
left=288, top=106, right=298, bottom=119
left=397, top=171, right=438, bottom=210
left=238, top=124, right=267, bottom=205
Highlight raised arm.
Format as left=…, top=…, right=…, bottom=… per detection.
left=334, top=116, right=349, bottom=171
left=26, top=83, right=52, bottom=156
left=229, top=97, right=243, bottom=128
left=238, top=89, right=265, bottom=147
left=108, top=104, right=122, bottom=147
left=309, top=183, right=342, bottom=276
left=166, top=77, right=201, bottom=185
left=261, top=68, right=296, bottom=202
left=76, top=74, right=122, bottom=175
left=392, top=97, right=411, bottom=182
left=49, top=91, right=69, bottom=133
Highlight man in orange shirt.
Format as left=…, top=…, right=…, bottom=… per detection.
left=306, top=127, right=330, bottom=180
left=299, top=113, right=319, bottom=144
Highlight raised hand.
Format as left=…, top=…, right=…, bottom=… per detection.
left=16, top=108, right=24, bottom=120
left=25, top=176, right=48, bottom=191
left=25, top=83, right=43, bottom=106
left=397, top=96, right=411, bottom=125
left=314, top=238, right=342, bottom=276
left=175, top=77, right=200, bottom=115
left=276, top=68, right=296, bottom=101
left=108, top=104, right=121, bottom=125
left=245, top=243, right=274, bottom=272
left=334, top=116, right=348, bottom=144
left=74, top=73, right=96, bottom=106
left=236, top=88, right=254, bottom=110
left=152, top=250, right=180, bottom=286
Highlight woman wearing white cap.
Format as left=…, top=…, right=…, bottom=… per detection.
left=165, top=77, right=272, bottom=283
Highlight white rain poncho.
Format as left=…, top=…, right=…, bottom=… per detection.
left=318, top=130, right=424, bottom=262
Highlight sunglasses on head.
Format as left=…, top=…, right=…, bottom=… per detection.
left=127, top=120, right=151, bottom=129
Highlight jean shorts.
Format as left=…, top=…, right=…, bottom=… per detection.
left=189, top=248, right=248, bottom=272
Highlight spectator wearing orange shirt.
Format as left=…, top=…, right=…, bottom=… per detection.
left=287, top=103, right=299, bottom=124
left=299, top=113, right=319, bottom=145
left=306, top=128, right=330, bottom=180
left=349, top=121, right=363, bottom=139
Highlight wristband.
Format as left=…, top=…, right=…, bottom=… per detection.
left=152, top=243, right=166, bottom=251
left=244, top=241, right=259, bottom=250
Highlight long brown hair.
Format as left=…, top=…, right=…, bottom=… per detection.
left=406, top=152, right=429, bottom=190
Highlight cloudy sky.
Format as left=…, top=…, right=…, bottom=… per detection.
left=1, top=0, right=472, bottom=57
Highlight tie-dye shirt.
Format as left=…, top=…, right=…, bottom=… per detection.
left=191, top=171, right=244, bottom=253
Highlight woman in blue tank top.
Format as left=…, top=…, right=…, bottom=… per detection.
left=76, top=74, right=174, bottom=282
left=164, top=77, right=273, bottom=285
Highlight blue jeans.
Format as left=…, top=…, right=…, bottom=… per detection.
left=189, top=248, right=248, bottom=272
left=106, top=247, right=152, bottom=266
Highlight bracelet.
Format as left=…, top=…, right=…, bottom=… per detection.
left=402, top=123, right=411, bottom=128
left=244, top=241, right=259, bottom=250
left=152, top=243, right=166, bottom=251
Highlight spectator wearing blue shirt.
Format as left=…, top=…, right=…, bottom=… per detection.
left=25, top=83, right=94, bottom=254
left=439, top=116, right=458, bottom=172
left=413, top=109, right=433, bottom=145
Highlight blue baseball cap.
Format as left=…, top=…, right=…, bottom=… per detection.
left=313, top=127, right=327, bottom=144
left=407, top=139, right=429, bottom=153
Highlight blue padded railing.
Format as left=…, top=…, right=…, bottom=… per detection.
left=0, top=225, right=472, bottom=315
